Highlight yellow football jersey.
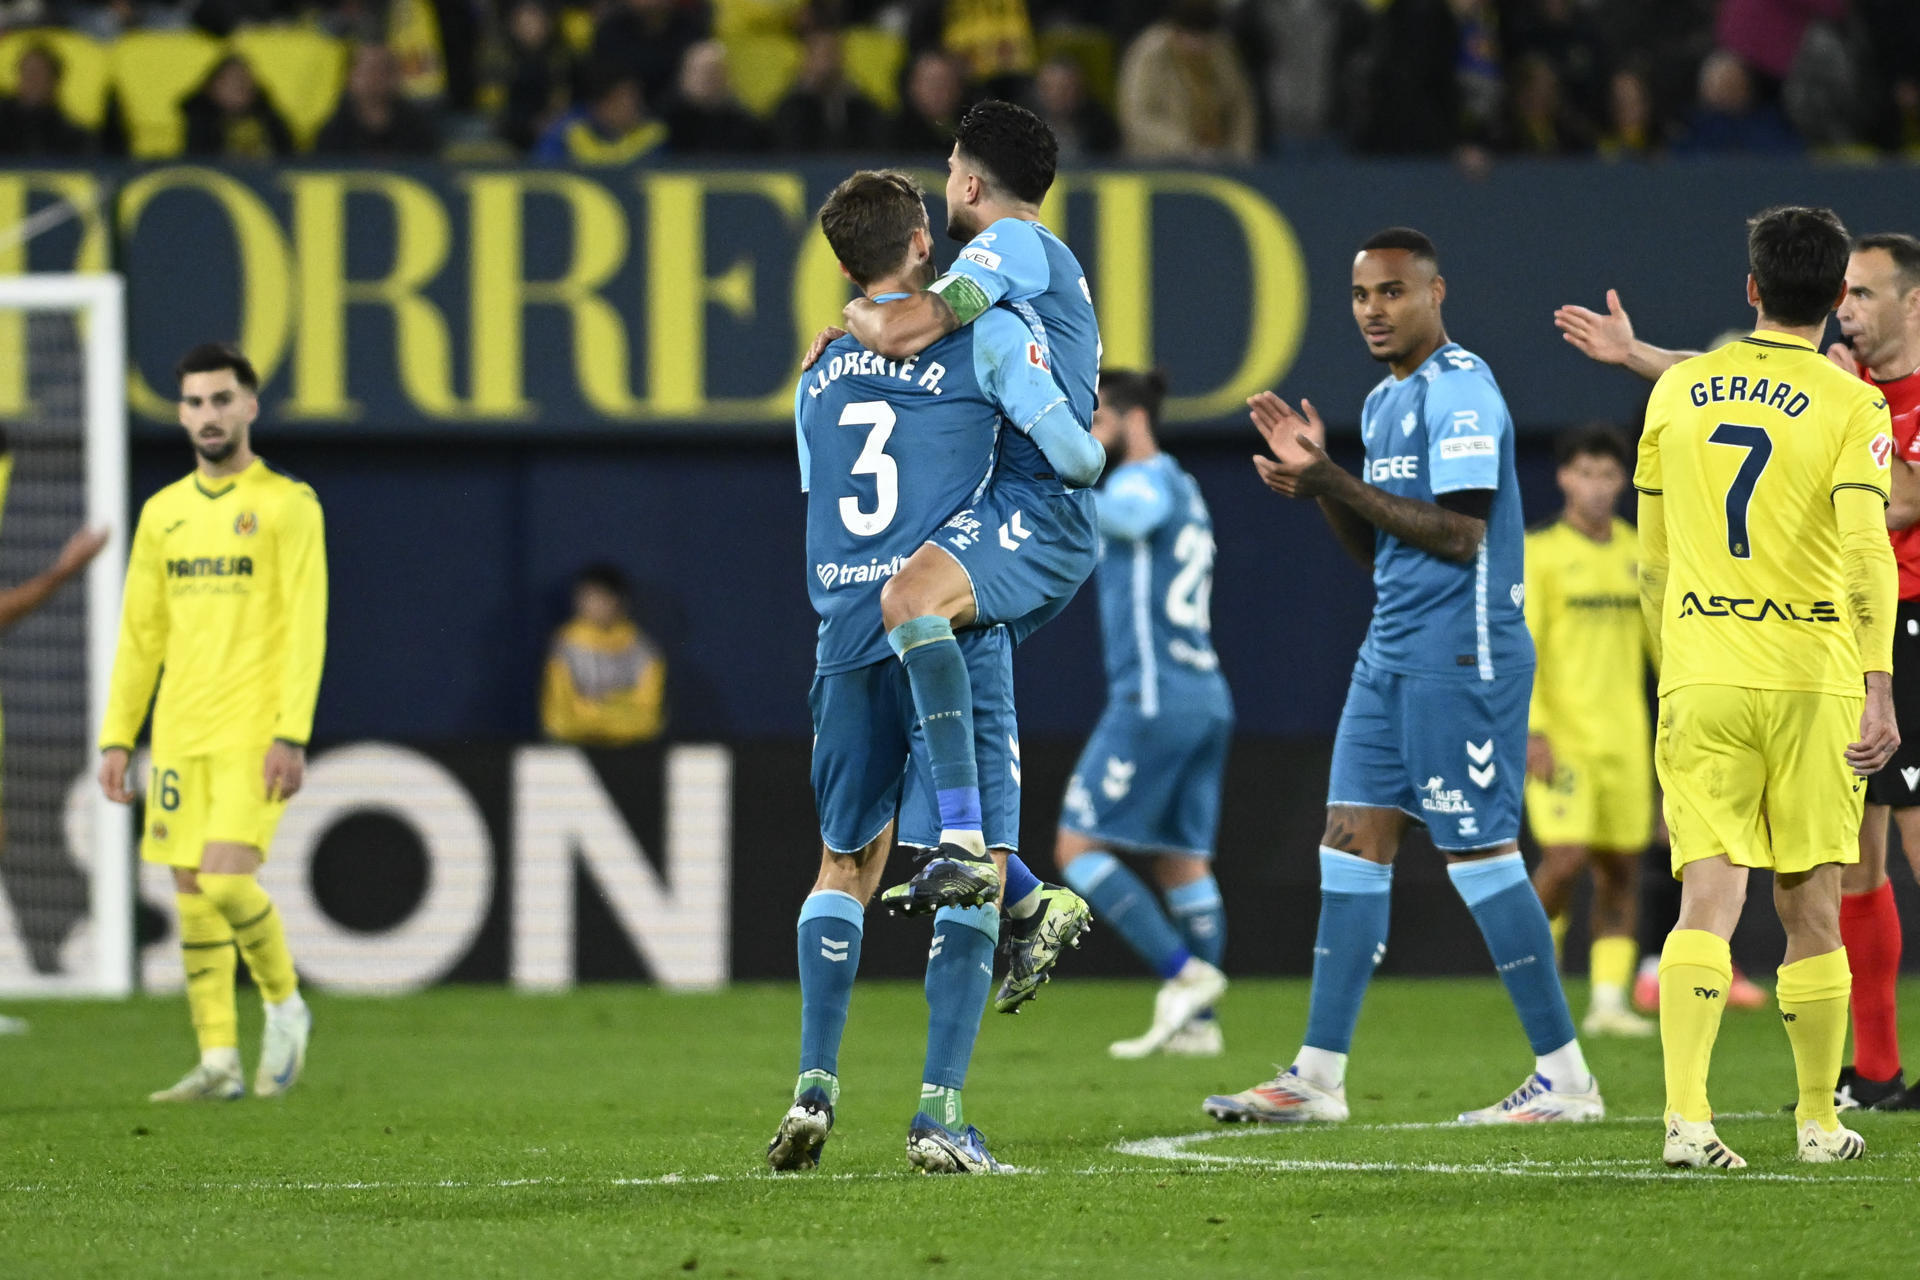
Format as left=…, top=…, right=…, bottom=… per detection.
left=1524, top=516, right=1648, bottom=759
left=101, top=459, right=328, bottom=756
left=1634, top=331, right=1895, bottom=697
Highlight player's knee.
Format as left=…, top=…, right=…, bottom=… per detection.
left=879, top=571, right=931, bottom=630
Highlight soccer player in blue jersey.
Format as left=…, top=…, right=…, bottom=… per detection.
left=827, top=101, right=1106, bottom=916
left=1029, top=369, right=1235, bottom=1056
left=770, top=170, right=1097, bottom=1174
left=1205, top=228, right=1604, bottom=1125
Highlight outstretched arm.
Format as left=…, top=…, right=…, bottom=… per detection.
left=0, top=524, right=106, bottom=632
left=1555, top=289, right=1695, bottom=382
left=844, top=290, right=962, bottom=361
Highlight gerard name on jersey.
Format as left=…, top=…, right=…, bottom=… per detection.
left=1686, top=374, right=1811, bottom=417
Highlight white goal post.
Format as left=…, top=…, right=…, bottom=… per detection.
left=0, top=272, right=131, bottom=997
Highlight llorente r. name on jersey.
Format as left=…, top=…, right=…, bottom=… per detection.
left=1357, top=342, right=1531, bottom=680
left=101, top=459, right=328, bottom=756
left=797, top=304, right=1080, bottom=674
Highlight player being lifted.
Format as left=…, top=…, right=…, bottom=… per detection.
left=1632, top=206, right=1896, bottom=1166
left=772, top=170, right=1095, bottom=1175
left=1558, top=231, right=1920, bottom=1111
left=1207, top=228, right=1603, bottom=1125
left=806, top=100, right=1104, bottom=915
left=1044, top=369, right=1233, bottom=1055
left=1523, top=426, right=1657, bottom=1037
left=0, top=431, right=111, bottom=1037
left=100, top=343, right=325, bottom=1102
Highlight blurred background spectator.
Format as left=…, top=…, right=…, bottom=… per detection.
left=1117, top=0, right=1256, bottom=161
left=0, top=42, right=94, bottom=156
left=183, top=53, right=291, bottom=158
left=590, top=0, right=712, bottom=115
left=1032, top=51, right=1116, bottom=159
left=1597, top=63, right=1663, bottom=158
left=771, top=28, right=887, bottom=152
left=663, top=37, right=766, bottom=152
left=1679, top=47, right=1799, bottom=153
left=534, top=61, right=666, bottom=164
left=908, top=0, right=1037, bottom=101
left=484, top=0, right=576, bottom=153
left=886, top=48, right=965, bottom=151
left=315, top=41, right=439, bottom=155
left=541, top=563, right=667, bottom=747
left=1499, top=51, right=1593, bottom=155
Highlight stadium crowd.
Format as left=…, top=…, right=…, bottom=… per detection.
left=2, top=0, right=1920, bottom=162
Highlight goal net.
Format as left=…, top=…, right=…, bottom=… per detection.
left=0, top=274, right=130, bottom=997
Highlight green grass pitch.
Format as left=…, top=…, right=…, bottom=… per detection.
left=5, top=978, right=1918, bottom=1278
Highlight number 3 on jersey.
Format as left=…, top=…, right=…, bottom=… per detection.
left=838, top=401, right=898, bottom=536
left=1708, top=422, right=1772, bottom=559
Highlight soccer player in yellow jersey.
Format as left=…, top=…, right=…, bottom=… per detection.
left=98, top=343, right=327, bottom=1103
left=1636, top=207, right=1898, bottom=1168
left=1524, top=426, right=1656, bottom=1037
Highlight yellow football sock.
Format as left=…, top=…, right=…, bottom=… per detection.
left=198, top=874, right=298, bottom=1004
left=1590, top=935, right=1637, bottom=995
left=176, top=892, right=237, bottom=1053
left=1548, top=912, right=1570, bottom=963
left=1659, top=929, right=1732, bottom=1123
left=1777, top=948, right=1851, bottom=1132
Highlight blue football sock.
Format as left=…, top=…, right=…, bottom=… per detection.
left=1302, top=848, right=1392, bottom=1054
left=921, top=904, right=998, bottom=1092
left=796, top=890, right=864, bottom=1082
left=1002, top=855, right=1043, bottom=915
left=890, top=616, right=981, bottom=834
left=1166, top=874, right=1226, bottom=968
left=1061, top=851, right=1190, bottom=980
left=1447, top=853, right=1579, bottom=1056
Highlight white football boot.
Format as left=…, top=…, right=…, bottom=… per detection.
left=1108, top=958, right=1228, bottom=1059
left=150, top=1061, right=245, bottom=1102
left=1663, top=1115, right=1746, bottom=1169
left=1797, top=1119, right=1866, bottom=1163
left=1581, top=1005, right=1656, bottom=1038
left=1164, top=1016, right=1225, bottom=1057
left=1457, top=1071, right=1605, bottom=1124
left=254, top=997, right=312, bottom=1098
left=1203, top=1067, right=1349, bottom=1123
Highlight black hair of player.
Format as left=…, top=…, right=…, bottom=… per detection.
left=1358, top=227, right=1439, bottom=269
left=1553, top=423, right=1631, bottom=471
left=819, top=169, right=927, bottom=289
left=176, top=341, right=258, bottom=392
left=953, top=100, right=1057, bottom=207
left=1099, top=368, right=1169, bottom=432
left=575, top=562, right=630, bottom=599
left=1854, top=232, right=1920, bottom=294
left=1747, top=205, right=1850, bottom=327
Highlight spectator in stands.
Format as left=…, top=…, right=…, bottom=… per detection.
left=1597, top=63, right=1663, bottom=157
left=315, top=43, right=440, bottom=156
left=1714, top=0, right=1846, bottom=94
left=662, top=38, right=767, bottom=152
left=534, top=62, right=668, bottom=164
left=183, top=54, right=293, bottom=159
left=1116, top=0, right=1257, bottom=161
left=770, top=28, right=887, bottom=152
left=884, top=49, right=966, bottom=151
left=1677, top=47, right=1799, bottom=152
left=1505, top=0, right=1608, bottom=122
left=1500, top=51, right=1593, bottom=154
left=908, top=0, right=1037, bottom=100
left=591, top=0, right=712, bottom=113
left=541, top=563, right=666, bottom=746
left=1344, top=0, right=1462, bottom=154
left=487, top=0, right=575, bottom=153
left=1032, top=53, right=1117, bottom=159
left=0, top=43, right=94, bottom=157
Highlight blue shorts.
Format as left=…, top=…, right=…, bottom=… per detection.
left=810, top=627, right=1021, bottom=854
left=931, top=487, right=1097, bottom=646
left=1061, top=698, right=1234, bottom=857
left=1326, top=657, right=1530, bottom=851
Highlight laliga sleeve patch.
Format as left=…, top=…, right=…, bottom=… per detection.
left=1871, top=432, right=1894, bottom=469
left=1026, top=341, right=1049, bottom=371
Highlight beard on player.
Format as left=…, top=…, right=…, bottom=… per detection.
left=193, top=426, right=241, bottom=464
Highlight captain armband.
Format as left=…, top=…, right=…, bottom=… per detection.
left=927, top=273, right=992, bottom=327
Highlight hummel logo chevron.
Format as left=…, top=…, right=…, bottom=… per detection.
left=819, top=937, right=851, bottom=963
left=1466, top=739, right=1496, bottom=788
left=1466, top=739, right=1495, bottom=765
left=1468, top=763, right=1497, bottom=788
left=998, top=510, right=1031, bottom=551
left=1009, top=735, right=1023, bottom=785
left=929, top=936, right=944, bottom=959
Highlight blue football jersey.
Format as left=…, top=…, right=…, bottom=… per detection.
left=936, top=217, right=1102, bottom=499
left=1354, top=342, right=1532, bottom=681
left=1093, top=454, right=1231, bottom=715
left=798, top=304, right=1073, bottom=674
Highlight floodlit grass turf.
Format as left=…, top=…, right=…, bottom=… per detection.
left=3, top=979, right=1918, bottom=1279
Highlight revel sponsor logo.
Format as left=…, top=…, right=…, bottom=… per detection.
left=167, top=556, right=254, bottom=578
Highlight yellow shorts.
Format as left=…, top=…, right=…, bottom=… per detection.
left=141, top=749, right=288, bottom=869
left=1655, top=684, right=1864, bottom=877
left=1525, top=749, right=1654, bottom=852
